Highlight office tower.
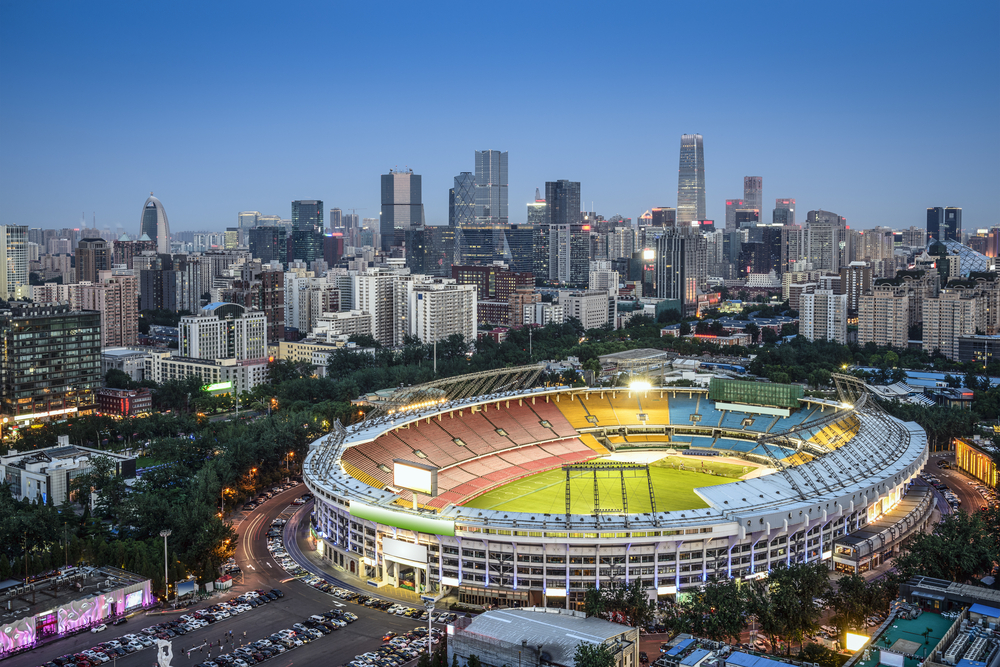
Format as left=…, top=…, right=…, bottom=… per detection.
left=179, top=303, right=267, bottom=361
left=450, top=172, right=475, bottom=227
left=805, top=210, right=847, bottom=272
left=75, top=238, right=110, bottom=283
left=840, top=261, right=872, bottom=314
left=773, top=199, right=796, bottom=226
left=677, top=134, right=706, bottom=224
left=926, top=207, right=944, bottom=241
left=219, top=270, right=285, bottom=344
left=944, top=207, right=962, bottom=242
left=800, top=290, right=848, bottom=343
left=743, top=177, right=763, bottom=216
left=654, top=230, right=706, bottom=312
left=474, top=151, right=508, bottom=226
left=986, top=227, right=1000, bottom=258
left=425, top=225, right=457, bottom=278
left=650, top=207, right=676, bottom=228
left=140, top=194, right=171, bottom=254
left=291, top=200, right=324, bottom=264
left=330, top=208, right=343, bottom=230
left=78, top=268, right=139, bottom=347
left=608, top=227, right=636, bottom=262
left=725, top=199, right=744, bottom=230
left=249, top=226, right=289, bottom=266
left=452, top=265, right=533, bottom=301
left=0, top=303, right=100, bottom=421
left=0, top=225, right=28, bottom=301
left=545, top=180, right=581, bottom=226
left=528, top=198, right=548, bottom=280
left=380, top=169, right=423, bottom=251
left=550, top=224, right=590, bottom=284
left=740, top=226, right=782, bottom=276
left=638, top=210, right=653, bottom=226
left=735, top=209, right=760, bottom=227
left=238, top=211, right=259, bottom=245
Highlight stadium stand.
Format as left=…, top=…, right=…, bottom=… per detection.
left=687, top=435, right=715, bottom=449
left=668, top=395, right=700, bottom=424
left=719, top=410, right=748, bottom=430
left=714, top=438, right=757, bottom=453
left=579, top=393, right=619, bottom=426
left=555, top=394, right=596, bottom=428
left=579, top=433, right=610, bottom=455
left=530, top=398, right=582, bottom=437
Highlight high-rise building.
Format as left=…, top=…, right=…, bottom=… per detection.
left=923, top=290, right=979, bottom=360
left=800, top=290, right=847, bottom=344
left=859, top=287, right=909, bottom=348
left=75, top=238, right=110, bottom=283
left=677, top=134, right=706, bottom=224
left=654, top=230, right=706, bottom=313
left=0, top=303, right=101, bottom=421
left=528, top=198, right=548, bottom=280
left=550, top=224, right=590, bottom=284
left=139, top=194, right=171, bottom=254
left=451, top=172, right=476, bottom=227
left=840, top=261, right=873, bottom=314
left=0, top=225, right=28, bottom=301
left=474, top=151, right=508, bottom=226
left=926, top=207, right=944, bottom=242
left=291, top=200, right=323, bottom=264
left=78, top=269, right=139, bottom=348
left=650, top=207, right=677, bottom=228
left=805, top=210, right=847, bottom=272
left=249, top=226, right=289, bottom=266
left=773, top=199, right=796, bottom=226
left=725, top=199, right=745, bottom=230
left=178, top=302, right=267, bottom=361
left=559, top=289, right=615, bottom=330
left=380, top=169, right=423, bottom=251
left=944, top=207, right=962, bottom=242
left=743, top=177, right=762, bottom=216
left=397, top=278, right=477, bottom=345
left=329, top=208, right=343, bottom=230
left=238, top=211, right=259, bottom=245
left=545, top=180, right=581, bottom=227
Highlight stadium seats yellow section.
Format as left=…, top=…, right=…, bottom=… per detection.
left=783, top=451, right=814, bottom=466
left=556, top=395, right=593, bottom=429
left=808, top=415, right=860, bottom=450
left=581, top=393, right=620, bottom=426
left=625, top=435, right=670, bottom=443
left=579, top=433, right=610, bottom=455
left=341, top=460, right=386, bottom=489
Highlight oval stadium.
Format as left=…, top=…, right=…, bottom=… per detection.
left=303, top=367, right=931, bottom=609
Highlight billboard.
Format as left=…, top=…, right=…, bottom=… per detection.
left=125, top=591, right=143, bottom=610
left=879, top=651, right=904, bottom=667
left=349, top=501, right=455, bottom=536
left=393, top=459, right=438, bottom=496
left=845, top=632, right=869, bottom=651
left=203, top=382, right=233, bottom=392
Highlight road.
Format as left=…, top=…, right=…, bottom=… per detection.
left=8, top=486, right=431, bottom=667
left=929, top=456, right=989, bottom=512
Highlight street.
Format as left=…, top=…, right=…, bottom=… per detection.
left=7, top=486, right=431, bottom=667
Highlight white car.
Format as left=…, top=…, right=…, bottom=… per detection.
left=128, top=642, right=144, bottom=652
left=90, top=623, right=108, bottom=633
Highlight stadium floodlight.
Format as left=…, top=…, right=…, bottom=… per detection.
left=630, top=380, right=652, bottom=391
left=845, top=633, right=869, bottom=652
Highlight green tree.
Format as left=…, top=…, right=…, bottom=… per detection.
left=574, top=642, right=616, bottom=667
left=894, top=509, right=998, bottom=583
left=105, top=368, right=134, bottom=389
left=467, top=655, right=482, bottom=667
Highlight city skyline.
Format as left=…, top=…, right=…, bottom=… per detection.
left=0, top=2, right=997, bottom=233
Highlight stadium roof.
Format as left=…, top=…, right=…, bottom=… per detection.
left=462, top=608, right=634, bottom=667
left=935, top=240, right=993, bottom=274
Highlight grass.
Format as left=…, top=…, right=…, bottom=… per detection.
left=461, top=463, right=734, bottom=514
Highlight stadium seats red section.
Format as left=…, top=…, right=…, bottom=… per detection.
left=341, top=396, right=598, bottom=510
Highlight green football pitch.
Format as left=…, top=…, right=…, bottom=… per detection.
left=460, top=463, right=736, bottom=514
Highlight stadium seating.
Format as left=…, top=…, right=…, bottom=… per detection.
left=687, top=435, right=715, bottom=449
left=693, top=396, right=725, bottom=427
left=531, top=398, right=583, bottom=437
left=578, top=394, right=620, bottom=426
left=719, top=411, right=748, bottom=430
left=713, top=438, right=757, bottom=453
left=579, top=433, right=610, bottom=455
left=553, top=395, right=593, bottom=429
left=668, top=395, right=700, bottom=424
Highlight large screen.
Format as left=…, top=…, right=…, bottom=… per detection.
left=880, top=651, right=904, bottom=667
left=124, top=591, right=143, bottom=610
left=845, top=633, right=869, bottom=652
left=393, top=459, right=438, bottom=496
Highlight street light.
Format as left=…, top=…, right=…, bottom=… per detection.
left=159, top=529, right=171, bottom=605
left=423, top=598, right=436, bottom=659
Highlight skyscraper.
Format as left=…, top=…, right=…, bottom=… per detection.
left=0, top=225, right=28, bottom=301
left=725, top=199, right=745, bottom=230
left=805, top=210, right=847, bottom=272
left=474, top=150, right=508, bottom=226
left=75, top=238, right=110, bottom=283
left=380, top=169, right=423, bottom=251
left=677, top=134, right=705, bottom=224
left=773, top=199, right=796, bottom=226
left=291, top=200, right=323, bottom=264
left=140, top=194, right=170, bottom=254
left=743, top=177, right=762, bottom=216
left=927, top=207, right=944, bottom=241
left=528, top=198, right=548, bottom=281
left=451, top=172, right=475, bottom=227
left=237, top=211, right=259, bottom=245
left=545, top=180, right=581, bottom=226
left=944, top=207, right=962, bottom=242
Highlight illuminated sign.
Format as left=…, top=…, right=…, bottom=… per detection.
left=845, top=633, right=869, bottom=651
left=203, top=382, right=233, bottom=392
left=393, top=459, right=438, bottom=496
left=656, top=585, right=677, bottom=595
left=124, top=591, right=143, bottom=610
left=546, top=587, right=567, bottom=597
left=581, top=225, right=591, bottom=231
left=642, top=249, right=655, bottom=260
left=14, top=407, right=78, bottom=422
left=349, top=500, right=454, bottom=536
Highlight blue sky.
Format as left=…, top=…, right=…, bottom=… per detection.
left=1, top=1, right=997, bottom=233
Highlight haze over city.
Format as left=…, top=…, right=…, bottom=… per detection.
left=1, top=1, right=997, bottom=232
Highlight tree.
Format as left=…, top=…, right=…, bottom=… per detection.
left=761, top=328, right=779, bottom=345
left=466, top=655, right=482, bottom=667
left=894, top=509, right=999, bottom=583
left=574, top=642, right=616, bottom=667
left=679, top=321, right=692, bottom=336
left=105, top=369, right=134, bottom=389
left=745, top=322, right=761, bottom=344
left=657, top=309, right=682, bottom=324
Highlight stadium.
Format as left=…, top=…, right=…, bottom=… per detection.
left=303, top=367, right=931, bottom=609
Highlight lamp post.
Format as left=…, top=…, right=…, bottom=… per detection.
left=159, top=529, right=171, bottom=606
left=424, top=599, right=436, bottom=659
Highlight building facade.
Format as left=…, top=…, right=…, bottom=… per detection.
left=139, top=194, right=170, bottom=254
left=0, top=225, right=28, bottom=300
left=380, top=170, right=423, bottom=251
left=800, top=289, right=848, bottom=344
left=677, top=134, right=706, bottom=224
left=178, top=303, right=267, bottom=361
left=474, top=150, right=508, bottom=226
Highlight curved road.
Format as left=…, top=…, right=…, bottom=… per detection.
left=8, top=485, right=428, bottom=667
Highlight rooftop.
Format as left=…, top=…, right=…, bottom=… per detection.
left=0, top=567, right=145, bottom=626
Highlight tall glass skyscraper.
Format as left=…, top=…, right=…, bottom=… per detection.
left=451, top=172, right=475, bottom=227
left=380, top=169, right=422, bottom=251
left=677, top=134, right=705, bottom=224
left=140, top=194, right=171, bottom=254
left=743, top=177, right=762, bottom=218
left=474, top=150, right=508, bottom=226
left=545, top=180, right=581, bottom=226
left=291, top=200, right=323, bottom=264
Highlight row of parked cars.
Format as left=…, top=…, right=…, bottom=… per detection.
left=265, top=518, right=311, bottom=578
left=241, top=481, right=301, bottom=512
left=347, top=625, right=445, bottom=667
left=922, top=473, right=963, bottom=510
left=194, top=607, right=356, bottom=667
left=36, top=589, right=284, bottom=667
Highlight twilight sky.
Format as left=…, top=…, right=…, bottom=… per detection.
left=1, top=1, right=997, bottom=233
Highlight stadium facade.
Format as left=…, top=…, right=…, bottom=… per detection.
left=304, top=369, right=930, bottom=609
